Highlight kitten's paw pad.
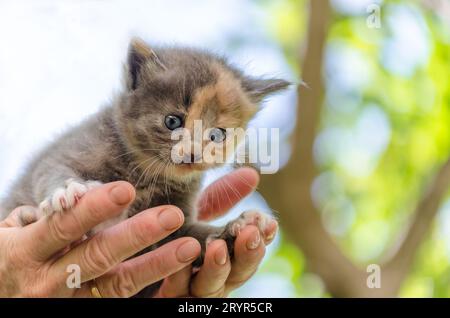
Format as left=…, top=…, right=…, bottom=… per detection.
left=227, top=210, right=275, bottom=237
left=39, top=179, right=103, bottom=215
left=207, top=210, right=276, bottom=258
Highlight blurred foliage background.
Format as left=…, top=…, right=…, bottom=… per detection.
left=241, top=0, right=450, bottom=298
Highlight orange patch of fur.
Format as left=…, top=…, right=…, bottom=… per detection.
left=183, top=63, right=257, bottom=164
left=185, top=63, right=256, bottom=130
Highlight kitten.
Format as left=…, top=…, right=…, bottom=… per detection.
left=0, top=38, right=289, bottom=296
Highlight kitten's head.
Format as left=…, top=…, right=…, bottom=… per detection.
left=117, top=38, right=289, bottom=178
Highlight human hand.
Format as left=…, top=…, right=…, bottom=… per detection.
left=154, top=167, right=278, bottom=297
left=0, top=181, right=201, bottom=297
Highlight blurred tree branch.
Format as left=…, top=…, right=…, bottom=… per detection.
left=258, top=0, right=450, bottom=297
left=382, top=157, right=450, bottom=294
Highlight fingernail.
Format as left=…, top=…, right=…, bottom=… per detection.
left=266, top=232, right=275, bottom=242
left=109, top=184, right=131, bottom=205
left=214, top=245, right=227, bottom=265
left=176, top=240, right=200, bottom=262
left=246, top=231, right=260, bottom=250
left=158, top=208, right=183, bottom=230
left=266, top=221, right=278, bottom=242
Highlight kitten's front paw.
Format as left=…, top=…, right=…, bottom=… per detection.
left=39, top=179, right=103, bottom=215
left=209, top=210, right=277, bottom=255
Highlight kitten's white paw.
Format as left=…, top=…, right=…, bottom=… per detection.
left=206, top=210, right=277, bottom=251
left=39, top=179, right=103, bottom=215
left=227, top=210, right=275, bottom=237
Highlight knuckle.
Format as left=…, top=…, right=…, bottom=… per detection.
left=1, top=239, right=58, bottom=297
left=81, top=235, right=117, bottom=275
left=22, top=272, right=58, bottom=297
left=48, top=218, right=73, bottom=244
left=211, top=262, right=231, bottom=281
left=3, top=236, right=20, bottom=264
left=149, top=250, right=168, bottom=277
left=11, top=238, right=49, bottom=272
left=111, top=268, right=138, bottom=298
left=130, top=219, right=154, bottom=248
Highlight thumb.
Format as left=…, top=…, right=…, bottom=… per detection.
left=197, top=168, right=259, bottom=221
left=0, top=205, right=40, bottom=228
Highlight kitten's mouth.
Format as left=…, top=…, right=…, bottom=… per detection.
left=176, top=162, right=209, bottom=173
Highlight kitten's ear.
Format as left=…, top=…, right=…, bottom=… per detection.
left=242, top=77, right=291, bottom=102
left=125, top=38, right=166, bottom=90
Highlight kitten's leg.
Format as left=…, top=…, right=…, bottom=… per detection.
left=181, top=210, right=276, bottom=266
left=39, top=178, right=103, bottom=215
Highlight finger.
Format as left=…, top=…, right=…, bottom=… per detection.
left=75, top=238, right=201, bottom=298
left=51, top=205, right=184, bottom=283
left=190, top=239, right=231, bottom=297
left=19, top=181, right=135, bottom=261
left=155, top=265, right=192, bottom=298
left=0, top=206, right=39, bottom=228
left=197, top=167, right=259, bottom=221
left=225, top=225, right=265, bottom=294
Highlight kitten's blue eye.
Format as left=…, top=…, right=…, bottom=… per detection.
left=209, top=128, right=226, bottom=143
left=165, top=115, right=183, bottom=130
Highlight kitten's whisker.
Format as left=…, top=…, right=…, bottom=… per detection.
left=238, top=173, right=259, bottom=191
left=156, top=158, right=171, bottom=204
left=132, top=157, right=159, bottom=187
left=218, top=179, right=234, bottom=213
left=213, top=177, right=222, bottom=216
left=164, top=161, right=171, bottom=204
left=142, top=162, right=160, bottom=205
left=136, top=156, right=163, bottom=189
left=223, top=177, right=244, bottom=203
left=145, top=161, right=166, bottom=207
left=229, top=167, right=259, bottom=191
left=129, top=157, right=157, bottom=181
left=112, top=148, right=162, bottom=160
left=143, top=160, right=162, bottom=186
left=150, top=162, right=167, bottom=204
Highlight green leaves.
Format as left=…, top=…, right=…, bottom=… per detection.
left=258, top=0, right=450, bottom=297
